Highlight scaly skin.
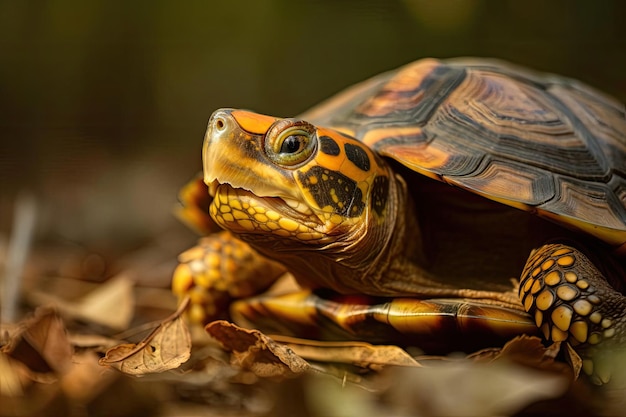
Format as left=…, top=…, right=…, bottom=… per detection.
left=520, top=243, right=626, bottom=384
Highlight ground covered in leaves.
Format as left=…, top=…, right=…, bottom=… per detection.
left=2, top=219, right=625, bottom=417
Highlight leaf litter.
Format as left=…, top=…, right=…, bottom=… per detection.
left=2, top=220, right=624, bottom=416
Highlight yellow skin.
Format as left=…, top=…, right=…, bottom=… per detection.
left=172, top=108, right=626, bottom=385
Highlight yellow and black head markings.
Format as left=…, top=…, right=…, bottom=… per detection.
left=297, top=167, right=365, bottom=217
left=204, top=108, right=392, bottom=243
left=319, top=135, right=341, bottom=156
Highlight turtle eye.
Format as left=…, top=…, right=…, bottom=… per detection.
left=266, top=123, right=317, bottom=167
left=280, top=134, right=306, bottom=154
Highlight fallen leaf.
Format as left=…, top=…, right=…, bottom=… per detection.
left=0, top=351, right=30, bottom=397
left=270, top=335, right=421, bottom=370
left=3, top=307, right=73, bottom=375
left=469, top=335, right=574, bottom=378
left=65, top=276, right=135, bottom=331
left=67, top=333, right=121, bottom=351
left=206, top=320, right=309, bottom=378
left=28, top=276, right=135, bottom=331
left=62, top=350, right=118, bottom=403
left=99, top=299, right=191, bottom=375
left=382, top=359, right=569, bottom=417
left=563, top=343, right=583, bottom=380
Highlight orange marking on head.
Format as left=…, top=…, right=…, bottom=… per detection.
left=231, top=110, right=277, bottom=135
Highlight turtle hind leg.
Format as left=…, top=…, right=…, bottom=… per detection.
left=519, top=242, right=626, bottom=385
left=172, top=230, right=287, bottom=324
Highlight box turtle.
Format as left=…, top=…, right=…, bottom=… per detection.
left=173, top=58, right=626, bottom=385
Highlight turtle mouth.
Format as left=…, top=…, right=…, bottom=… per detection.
left=207, top=180, right=322, bottom=227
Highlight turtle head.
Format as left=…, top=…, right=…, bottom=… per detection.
left=203, top=108, right=399, bottom=291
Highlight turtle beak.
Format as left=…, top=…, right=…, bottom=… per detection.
left=202, top=109, right=272, bottom=196
left=203, top=109, right=240, bottom=190
left=203, top=109, right=292, bottom=199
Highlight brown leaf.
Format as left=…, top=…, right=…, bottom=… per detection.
left=562, top=342, right=583, bottom=380
left=99, top=311, right=191, bottom=375
left=271, top=335, right=421, bottom=370
left=71, top=276, right=135, bottom=330
left=67, top=333, right=121, bottom=351
left=0, top=351, right=31, bottom=397
left=3, top=307, right=73, bottom=375
left=28, top=276, right=135, bottom=331
left=206, top=320, right=309, bottom=378
left=62, top=350, right=118, bottom=402
left=469, top=335, right=574, bottom=377
left=382, top=358, right=569, bottom=416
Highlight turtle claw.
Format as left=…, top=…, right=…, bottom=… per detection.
left=519, top=243, right=626, bottom=384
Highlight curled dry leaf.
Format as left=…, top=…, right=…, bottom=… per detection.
left=99, top=298, right=191, bottom=375
left=562, top=342, right=583, bottom=380
left=206, top=320, right=309, bottom=378
left=469, top=335, right=575, bottom=378
left=271, top=335, right=421, bottom=370
left=2, top=307, right=73, bottom=376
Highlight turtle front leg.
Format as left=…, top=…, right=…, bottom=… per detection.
left=172, top=231, right=287, bottom=324
left=519, top=243, right=626, bottom=385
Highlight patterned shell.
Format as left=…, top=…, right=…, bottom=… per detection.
left=301, top=58, right=626, bottom=251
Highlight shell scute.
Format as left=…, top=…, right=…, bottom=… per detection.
left=310, top=58, right=626, bottom=247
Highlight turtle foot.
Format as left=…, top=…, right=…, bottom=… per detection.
left=172, top=231, right=286, bottom=324
left=519, top=243, right=626, bottom=385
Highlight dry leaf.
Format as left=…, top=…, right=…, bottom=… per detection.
left=469, top=335, right=574, bottom=378
left=62, top=350, right=118, bottom=403
left=563, top=342, right=583, bottom=380
left=67, top=333, right=121, bottom=351
left=383, top=359, right=569, bottom=417
left=206, top=320, right=309, bottom=378
left=28, top=276, right=135, bottom=331
left=3, top=307, right=73, bottom=375
left=0, top=351, right=31, bottom=397
left=72, top=276, right=135, bottom=330
left=99, top=313, right=191, bottom=375
left=271, top=335, right=421, bottom=370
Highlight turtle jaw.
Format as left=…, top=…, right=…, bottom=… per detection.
left=208, top=181, right=338, bottom=242
left=207, top=181, right=317, bottom=222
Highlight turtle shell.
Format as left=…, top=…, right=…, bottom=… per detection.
left=300, top=58, right=626, bottom=251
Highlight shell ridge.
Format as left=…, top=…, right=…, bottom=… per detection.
left=542, top=85, right=612, bottom=182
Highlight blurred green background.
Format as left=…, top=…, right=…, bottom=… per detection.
left=1, top=0, right=625, bottom=250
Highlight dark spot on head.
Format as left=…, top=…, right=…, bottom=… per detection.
left=298, top=166, right=364, bottom=217
left=320, top=136, right=340, bottom=156
left=344, top=143, right=370, bottom=172
left=370, top=176, right=389, bottom=217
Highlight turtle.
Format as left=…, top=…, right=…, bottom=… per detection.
left=172, top=57, right=626, bottom=385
